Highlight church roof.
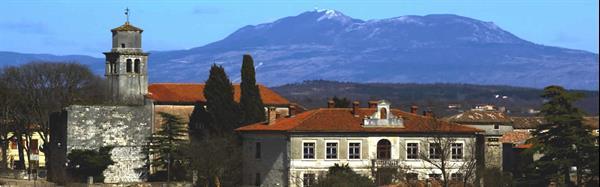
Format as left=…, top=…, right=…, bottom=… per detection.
left=111, top=22, right=143, bottom=32
left=147, top=83, right=290, bottom=106
left=236, top=108, right=483, bottom=134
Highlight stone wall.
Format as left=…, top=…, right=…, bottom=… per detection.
left=64, top=104, right=152, bottom=183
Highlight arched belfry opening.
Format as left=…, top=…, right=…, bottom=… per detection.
left=126, top=59, right=132, bottom=73
left=134, top=59, right=140, bottom=73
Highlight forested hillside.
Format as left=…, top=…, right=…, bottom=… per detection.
left=272, top=80, right=599, bottom=116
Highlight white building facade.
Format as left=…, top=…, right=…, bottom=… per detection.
left=237, top=100, right=482, bottom=187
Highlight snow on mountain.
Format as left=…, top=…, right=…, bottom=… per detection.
left=2, top=10, right=598, bottom=90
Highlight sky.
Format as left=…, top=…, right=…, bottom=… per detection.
left=1, top=0, right=598, bottom=57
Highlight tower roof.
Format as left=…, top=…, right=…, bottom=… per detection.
left=111, top=22, right=143, bottom=33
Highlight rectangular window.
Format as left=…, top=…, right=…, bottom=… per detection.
left=255, top=173, right=261, bottom=186
left=429, top=143, right=441, bottom=159
left=428, top=174, right=442, bottom=180
left=30, top=139, right=39, bottom=154
left=349, top=142, right=361, bottom=159
left=303, top=173, right=316, bottom=187
left=451, top=173, right=464, bottom=181
left=406, top=173, right=419, bottom=181
left=255, top=142, right=261, bottom=159
left=406, top=143, right=419, bottom=159
left=451, top=143, right=463, bottom=159
left=303, top=142, right=315, bottom=159
left=10, top=138, right=17, bottom=149
left=326, top=142, right=338, bottom=159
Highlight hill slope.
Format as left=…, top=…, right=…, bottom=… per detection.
left=271, top=80, right=599, bottom=116
left=1, top=10, right=598, bottom=90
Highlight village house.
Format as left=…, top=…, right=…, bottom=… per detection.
left=5, top=132, right=45, bottom=171
left=236, top=100, right=482, bottom=187
left=444, top=107, right=514, bottom=170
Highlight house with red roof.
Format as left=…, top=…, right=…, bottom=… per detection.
left=235, top=100, right=483, bottom=187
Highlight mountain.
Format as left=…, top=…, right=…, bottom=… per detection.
left=271, top=80, right=600, bottom=116
left=0, top=51, right=104, bottom=74
left=1, top=10, right=598, bottom=90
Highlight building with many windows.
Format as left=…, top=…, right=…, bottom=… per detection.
left=236, top=100, right=482, bottom=187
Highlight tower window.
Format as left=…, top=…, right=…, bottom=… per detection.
left=121, top=43, right=125, bottom=48
left=126, top=59, right=132, bottom=73
left=134, top=59, right=141, bottom=73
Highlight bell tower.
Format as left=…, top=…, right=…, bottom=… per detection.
left=104, top=9, right=148, bottom=105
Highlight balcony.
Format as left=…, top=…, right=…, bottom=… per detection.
left=371, top=159, right=402, bottom=167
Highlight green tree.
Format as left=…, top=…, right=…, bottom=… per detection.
left=204, top=64, right=241, bottom=134
left=188, top=102, right=213, bottom=139
left=66, top=147, right=114, bottom=183
left=332, top=96, right=351, bottom=108
left=528, top=86, right=598, bottom=186
left=239, top=54, right=266, bottom=125
left=312, top=163, right=376, bottom=187
left=146, top=112, right=188, bottom=181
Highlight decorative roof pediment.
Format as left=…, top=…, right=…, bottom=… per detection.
left=362, top=100, right=404, bottom=128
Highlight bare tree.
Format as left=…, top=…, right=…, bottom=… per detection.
left=182, top=135, right=242, bottom=187
left=0, top=61, right=106, bottom=171
left=417, top=117, right=479, bottom=187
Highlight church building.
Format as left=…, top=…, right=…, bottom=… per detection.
left=49, top=20, right=153, bottom=184
left=48, top=13, right=294, bottom=184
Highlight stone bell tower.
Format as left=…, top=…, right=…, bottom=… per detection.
left=104, top=12, right=148, bottom=105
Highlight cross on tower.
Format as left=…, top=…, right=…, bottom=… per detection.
left=125, top=7, right=130, bottom=23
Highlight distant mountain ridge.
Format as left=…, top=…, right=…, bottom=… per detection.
left=1, top=10, right=598, bottom=90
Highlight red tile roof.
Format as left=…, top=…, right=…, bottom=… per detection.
left=500, top=131, right=532, bottom=144
left=111, top=22, right=143, bottom=32
left=236, top=108, right=483, bottom=134
left=147, top=83, right=290, bottom=105
left=514, top=144, right=533, bottom=149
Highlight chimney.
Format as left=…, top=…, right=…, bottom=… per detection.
left=267, top=107, right=277, bottom=125
left=327, top=100, right=335, bottom=108
left=352, top=101, right=360, bottom=116
left=423, top=110, right=433, bottom=117
left=289, top=104, right=297, bottom=117
left=368, top=101, right=378, bottom=108
left=410, top=105, right=418, bottom=114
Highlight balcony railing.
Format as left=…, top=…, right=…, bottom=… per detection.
left=371, top=159, right=402, bottom=167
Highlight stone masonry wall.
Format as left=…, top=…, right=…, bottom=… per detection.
left=65, top=104, right=152, bottom=183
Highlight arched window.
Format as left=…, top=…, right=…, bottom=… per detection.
left=377, top=139, right=391, bottom=160
left=380, top=107, right=387, bottom=119
left=112, top=62, right=117, bottom=73
left=126, top=59, right=132, bottom=73
left=121, top=43, right=126, bottom=48
left=134, top=59, right=141, bottom=73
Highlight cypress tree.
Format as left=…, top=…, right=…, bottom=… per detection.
left=240, top=54, right=266, bottom=124
left=188, top=102, right=213, bottom=139
left=204, top=64, right=241, bottom=133
left=528, top=86, right=598, bottom=186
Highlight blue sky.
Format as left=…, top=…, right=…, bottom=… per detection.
left=1, top=0, right=598, bottom=57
